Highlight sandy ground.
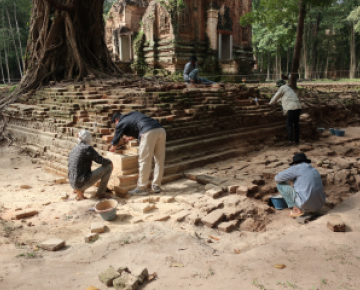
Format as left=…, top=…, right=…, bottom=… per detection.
left=1, top=131, right=360, bottom=290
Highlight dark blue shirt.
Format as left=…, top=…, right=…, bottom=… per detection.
left=111, top=111, right=163, bottom=145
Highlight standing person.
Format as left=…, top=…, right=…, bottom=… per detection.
left=274, top=153, right=326, bottom=217
left=268, top=80, right=302, bottom=146
left=109, top=112, right=166, bottom=196
left=68, top=130, right=113, bottom=201
left=183, top=56, right=215, bottom=85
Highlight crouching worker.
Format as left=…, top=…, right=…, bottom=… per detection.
left=68, top=130, right=113, bottom=201
left=109, top=112, right=166, bottom=196
left=274, top=153, right=326, bottom=217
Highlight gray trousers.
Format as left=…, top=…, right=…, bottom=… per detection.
left=79, top=164, right=113, bottom=197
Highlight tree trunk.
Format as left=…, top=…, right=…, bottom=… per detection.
left=325, top=56, right=329, bottom=79
left=310, top=12, right=321, bottom=80
left=290, top=0, right=307, bottom=89
left=14, top=1, right=25, bottom=69
left=2, top=10, right=10, bottom=83
left=266, top=51, right=271, bottom=81
left=350, top=23, right=356, bottom=79
left=18, top=0, right=122, bottom=93
left=6, top=8, right=22, bottom=77
left=276, top=45, right=282, bottom=80
left=303, top=26, right=310, bottom=79
left=286, top=47, right=289, bottom=76
left=0, top=47, right=5, bottom=84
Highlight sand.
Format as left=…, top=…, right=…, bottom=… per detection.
left=1, top=131, right=360, bottom=290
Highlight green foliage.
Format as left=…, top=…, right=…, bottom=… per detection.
left=156, top=0, right=186, bottom=15
left=9, top=85, right=17, bottom=93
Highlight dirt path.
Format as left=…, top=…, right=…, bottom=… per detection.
left=1, top=131, right=360, bottom=290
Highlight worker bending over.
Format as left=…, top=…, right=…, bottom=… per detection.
left=268, top=80, right=302, bottom=146
left=109, top=112, right=166, bottom=196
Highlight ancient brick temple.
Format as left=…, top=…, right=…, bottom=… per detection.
left=106, top=0, right=254, bottom=76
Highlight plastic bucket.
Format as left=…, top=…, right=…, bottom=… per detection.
left=335, top=129, right=345, bottom=137
left=95, top=199, right=118, bottom=221
left=270, top=196, right=288, bottom=210
left=329, top=128, right=335, bottom=135
left=317, top=128, right=324, bottom=133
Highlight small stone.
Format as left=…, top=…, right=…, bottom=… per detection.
left=113, top=272, right=138, bottom=290
left=91, top=222, right=105, bottom=233
left=84, top=233, right=99, bottom=243
left=201, top=209, right=225, bottom=228
left=217, top=220, right=239, bottom=233
left=20, top=185, right=31, bottom=189
left=159, top=196, right=174, bottom=203
left=206, top=186, right=223, bottom=199
left=27, top=222, right=33, bottom=227
left=131, top=203, right=156, bottom=213
left=236, top=186, right=248, bottom=196
left=39, top=238, right=66, bottom=251
left=327, top=217, right=346, bottom=232
left=60, top=192, right=68, bottom=200
left=98, top=267, right=121, bottom=286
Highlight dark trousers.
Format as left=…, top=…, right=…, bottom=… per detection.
left=287, top=109, right=301, bottom=143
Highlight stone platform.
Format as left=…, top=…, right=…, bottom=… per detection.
left=1, top=79, right=316, bottom=196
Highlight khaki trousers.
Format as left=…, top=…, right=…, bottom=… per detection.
left=137, top=128, right=166, bottom=189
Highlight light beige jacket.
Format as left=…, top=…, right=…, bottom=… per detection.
left=269, top=85, right=301, bottom=115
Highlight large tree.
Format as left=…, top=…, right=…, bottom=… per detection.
left=241, top=0, right=333, bottom=89
left=18, top=0, right=121, bottom=93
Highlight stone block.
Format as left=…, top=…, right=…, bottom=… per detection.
left=263, top=169, right=277, bottom=179
left=186, top=213, right=201, bottom=225
left=149, top=214, right=170, bottom=221
left=131, top=203, right=156, bottom=214
left=225, top=195, right=242, bottom=207
left=132, top=267, right=148, bottom=285
left=113, top=272, right=138, bottom=290
left=236, top=186, right=248, bottom=196
left=336, top=159, right=352, bottom=169
left=14, top=209, right=38, bottom=220
left=201, top=209, right=225, bottom=228
left=99, top=266, right=121, bottom=286
left=218, top=220, right=239, bottom=233
left=206, top=186, right=223, bottom=199
left=84, top=233, right=99, bottom=243
left=299, top=145, right=312, bottom=152
left=39, top=238, right=66, bottom=251
left=91, top=222, right=105, bottom=233
left=171, top=210, right=190, bottom=222
left=228, top=185, right=239, bottom=194
left=159, top=196, right=174, bottom=203
left=327, top=217, right=346, bottom=232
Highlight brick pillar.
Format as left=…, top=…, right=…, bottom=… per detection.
left=206, top=8, right=219, bottom=50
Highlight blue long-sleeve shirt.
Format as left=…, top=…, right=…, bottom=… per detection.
left=275, top=163, right=326, bottom=210
left=111, top=111, right=163, bottom=146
